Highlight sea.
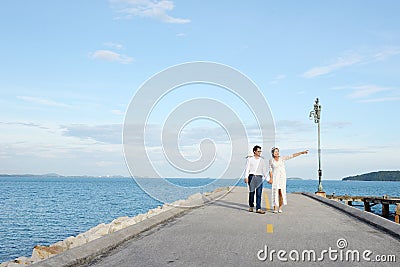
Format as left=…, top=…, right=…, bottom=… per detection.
left=0, top=176, right=399, bottom=263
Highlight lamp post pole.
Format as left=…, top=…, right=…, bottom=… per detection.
left=310, top=98, right=325, bottom=197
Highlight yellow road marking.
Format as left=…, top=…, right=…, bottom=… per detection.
left=264, top=191, right=273, bottom=233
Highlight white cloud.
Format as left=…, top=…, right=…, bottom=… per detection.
left=347, top=85, right=391, bottom=99
left=103, top=42, right=124, bottom=49
left=17, top=96, right=71, bottom=108
left=359, top=96, right=400, bottom=103
left=61, top=124, right=123, bottom=144
left=0, top=121, right=49, bottom=130
left=269, top=74, right=286, bottom=84
left=90, top=50, right=134, bottom=64
left=276, top=120, right=311, bottom=134
left=333, top=84, right=397, bottom=102
left=96, top=161, right=118, bottom=167
left=302, top=53, right=363, bottom=78
left=303, top=47, right=400, bottom=79
left=176, top=33, right=186, bottom=37
left=110, top=0, right=190, bottom=24
left=111, top=109, right=125, bottom=115
left=373, top=47, right=400, bottom=61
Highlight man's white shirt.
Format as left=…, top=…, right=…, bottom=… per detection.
left=244, top=156, right=268, bottom=178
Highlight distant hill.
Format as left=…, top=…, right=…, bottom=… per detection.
left=0, top=173, right=127, bottom=178
left=287, top=177, right=303, bottom=180
left=342, top=171, right=400, bottom=181
left=0, top=174, right=59, bottom=178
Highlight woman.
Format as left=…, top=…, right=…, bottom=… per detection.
left=268, top=147, right=308, bottom=213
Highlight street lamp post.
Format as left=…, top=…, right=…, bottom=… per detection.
left=309, top=98, right=326, bottom=197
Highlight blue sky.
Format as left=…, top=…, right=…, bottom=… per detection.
left=0, top=0, right=399, bottom=179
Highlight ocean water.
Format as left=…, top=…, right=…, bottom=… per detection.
left=0, top=177, right=399, bottom=263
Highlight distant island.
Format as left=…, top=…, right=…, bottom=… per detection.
left=287, top=177, right=303, bottom=180
left=342, top=171, right=400, bottom=181
left=0, top=173, right=128, bottom=178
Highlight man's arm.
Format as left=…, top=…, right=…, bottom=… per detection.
left=244, top=157, right=251, bottom=183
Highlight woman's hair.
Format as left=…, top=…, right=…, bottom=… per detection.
left=271, top=147, right=279, bottom=157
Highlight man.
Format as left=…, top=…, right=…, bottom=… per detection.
left=244, top=145, right=270, bottom=214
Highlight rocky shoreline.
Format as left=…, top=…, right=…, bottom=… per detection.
left=1, top=187, right=230, bottom=267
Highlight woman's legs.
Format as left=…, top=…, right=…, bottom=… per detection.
left=272, top=188, right=287, bottom=213
left=278, top=189, right=283, bottom=212
left=272, top=188, right=278, bottom=212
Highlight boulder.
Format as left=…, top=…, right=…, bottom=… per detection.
left=162, top=203, right=176, bottom=211
left=108, top=216, right=131, bottom=234
left=170, top=199, right=186, bottom=207
left=188, top=193, right=203, bottom=200
left=134, top=213, right=147, bottom=223
left=147, top=206, right=163, bottom=218
left=70, top=233, right=88, bottom=248
left=81, top=223, right=110, bottom=242
left=31, top=245, right=64, bottom=262
left=0, top=256, right=33, bottom=266
left=49, top=240, right=67, bottom=250
left=63, top=235, right=86, bottom=250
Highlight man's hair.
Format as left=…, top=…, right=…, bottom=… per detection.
left=253, top=145, right=261, bottom=153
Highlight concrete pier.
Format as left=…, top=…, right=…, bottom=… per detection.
left=34, top=187, right=400, bottom=266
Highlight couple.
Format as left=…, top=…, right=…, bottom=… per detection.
left=244, top=145, right=308, bottom=214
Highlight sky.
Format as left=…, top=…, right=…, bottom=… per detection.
left=0, top=0, right=399, bottom=180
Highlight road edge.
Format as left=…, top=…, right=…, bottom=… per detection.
left=302, top=192, right=400, bottom=240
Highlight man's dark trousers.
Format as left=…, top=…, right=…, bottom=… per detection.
left=248, top=174, right=263, bottom=210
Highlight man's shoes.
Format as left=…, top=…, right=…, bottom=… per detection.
left=256, top=209, right=265, bottom=214
left=249, top=207, right=254, bottom=212
left=273, top=210, right=278, bottom=213
left=278, top=209, right=283, bottom=213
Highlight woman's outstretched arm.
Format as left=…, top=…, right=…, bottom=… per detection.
left=292, top=150, right=308, bottom=158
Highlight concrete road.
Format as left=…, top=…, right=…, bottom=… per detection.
left=88, top=187, right=399, bottom=266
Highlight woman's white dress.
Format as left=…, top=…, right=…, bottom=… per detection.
left=269, top=155, right=293, bottom=206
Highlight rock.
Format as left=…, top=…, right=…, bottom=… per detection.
left=31, top=245, right=64, bottom=262
left=84, top=223, right=109, bottom=237
left=0, top=256, right=33, bottom=267
left=134, top=213, right=147, bottom=223
left=83, top=223, right=110, bottom=243
left=162, top=204, right=174, bottom=211
left=108, top=216, right=130, bottom=234
left=110, top=216, right=130, bottom=226
left=49, top=240, right=67, bottom=251
left=70, top=234, right=88, bottom=248
left=13, top=257, right=32, bottom=265
left=109, top=217, right=139, bottom=233
left=123, top=217, right=139, bottom=226
left=170, top=199, right=186, bottom=206
left=63, top=235, right=86, bottom=250
left=188, top=193, right=203, bottom=200
left=1, top=262, right=24, bottom=267
left=147, top=206, right=163, bottom=218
